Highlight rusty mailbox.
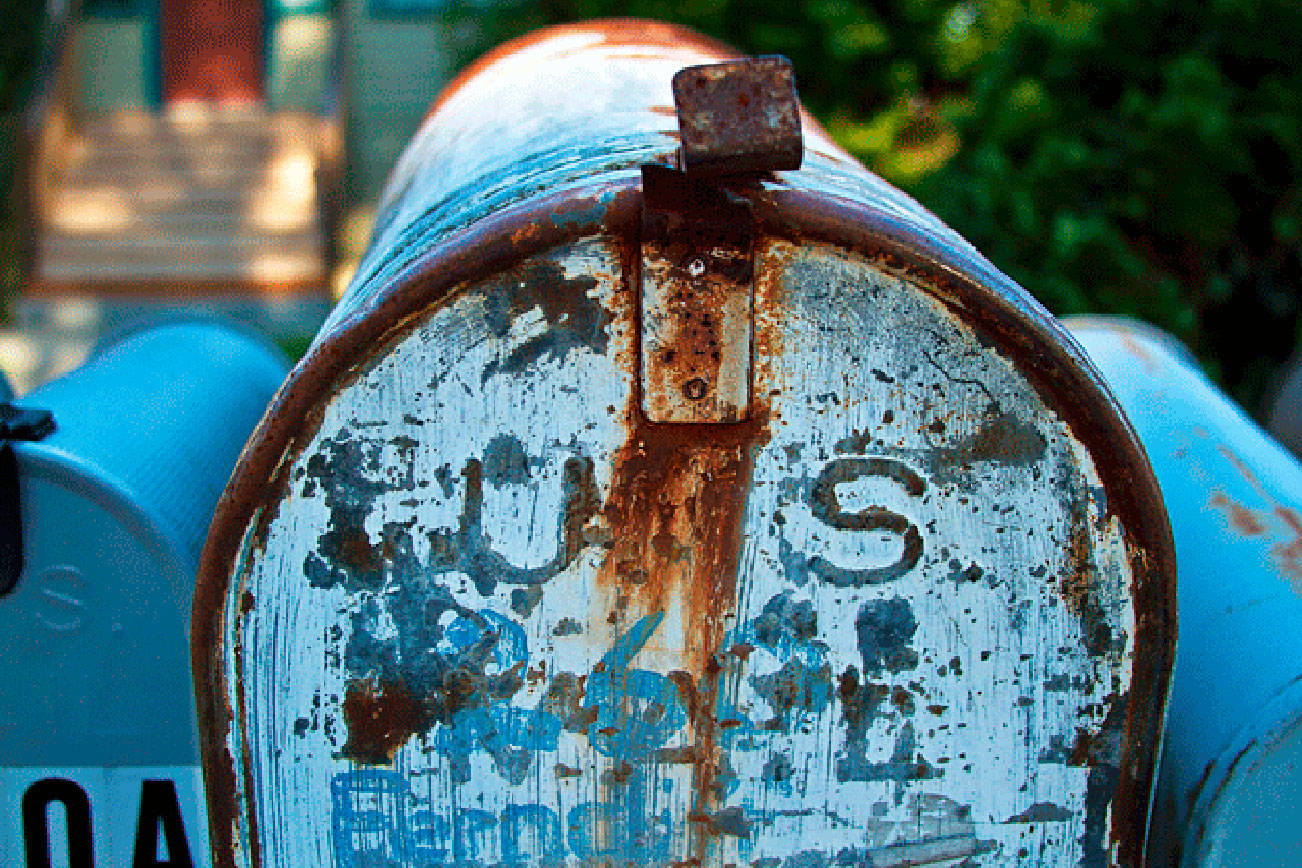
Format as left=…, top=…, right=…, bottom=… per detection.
left=194, top=21, right=1176, bottom=868
left=1068, top=317, right=1302, bottom=868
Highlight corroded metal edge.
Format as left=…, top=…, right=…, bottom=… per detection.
left=193, top=20, right=1176, bottom=868
left=194, top=175, right=1176, bottom=868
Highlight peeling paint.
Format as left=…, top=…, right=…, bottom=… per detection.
left=1206, top=464, right=1302, bottom=593
left=480, top=260, right=609, bottom=382
left=855, top=597, right=920, bottom=676
left=214, top=236, right=1148, bottom=867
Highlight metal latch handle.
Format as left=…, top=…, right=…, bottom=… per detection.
left=0, top=404, right=56, bottom=597
left=672, top=56, right=803, bottom=176
left=640, top=56, right=804, bottom=423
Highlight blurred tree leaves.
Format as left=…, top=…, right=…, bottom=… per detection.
left=0, top=0, right=46, bottom=112
left=2, top=0, right=1296, bottom=409
left=0, top=0, right=48, bottom=315
left=461, top=0, right=1302, bottom=412
left=919, top=0, right=1302, bottom=405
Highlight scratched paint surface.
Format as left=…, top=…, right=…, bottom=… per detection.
left=227, top=238, right=1136, bottom=867
left=328, top=33, right=715, bottom=338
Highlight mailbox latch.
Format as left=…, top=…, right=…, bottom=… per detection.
left=672, top=56, right=803, bottom=177
left=640, top=57, right=802, bottom=424
left=640, top=165, right=755, bottom=423
left=0, top=404, right=55, bottom=597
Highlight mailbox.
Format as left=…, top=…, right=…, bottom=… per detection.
left=195, top=21, right=1176, bottom=868
left=1067, top=317, right=1302, bottom=868
left=0, top=321, right=288, bottom=867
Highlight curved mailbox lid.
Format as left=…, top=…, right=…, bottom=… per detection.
left=1067, top=317, right=1302, bottom=868
left=21, top=321, right=291, bottom=571
left=196, top=21, right=1175, bottom=868
left=0, top=322, right=287, bottom=864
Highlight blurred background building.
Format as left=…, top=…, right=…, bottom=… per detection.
left=1, top=0, right=476, bottom=390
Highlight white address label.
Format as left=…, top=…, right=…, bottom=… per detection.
left=0, top=766, right=209, bottom=867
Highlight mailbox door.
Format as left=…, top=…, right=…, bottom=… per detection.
left=209, top=236, right=1156, bottom=867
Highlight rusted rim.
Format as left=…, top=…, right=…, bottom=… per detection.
left=194, top=173, right=1176, bottom=866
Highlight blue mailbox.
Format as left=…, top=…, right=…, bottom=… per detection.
left=0, top=321, right=287, bottom=867
left=1067, top=316, right=1302, bottom=868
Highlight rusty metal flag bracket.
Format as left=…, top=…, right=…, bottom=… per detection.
left=639, top=57, right=802, bottom=424
left=672, top=56, right=803, bottom=177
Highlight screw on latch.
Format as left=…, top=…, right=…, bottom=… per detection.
left=640, top=56, right=804, bottom=424
left=672, top=56, right=803, bottom=176
left=640, top=166, right=754, bottom=424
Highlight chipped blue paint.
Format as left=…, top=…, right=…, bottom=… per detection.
left=547, top=188, right=621, bottom=232
left=584, top=614, right=688, bottom=760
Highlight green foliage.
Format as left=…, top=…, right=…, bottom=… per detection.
left=460, top=0, right=1302, bottom=412
left=0, top=0, right=48, bottom=318
left=920, top=0, right=1302, bottom=407
left=0, top=0, right=47, bottom=113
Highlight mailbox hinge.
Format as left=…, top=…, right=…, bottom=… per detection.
left=640, top=165, right=755, bottom=423
left=639, top=56, right=802, bottom=424
left=0, top=404, right=55, bottom=597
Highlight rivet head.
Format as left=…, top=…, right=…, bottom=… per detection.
left=683, top=377, right=709, bottom=400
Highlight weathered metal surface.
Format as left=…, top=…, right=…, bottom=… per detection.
left=640, top=165, right=755, bottom=422
left=672, top=57, right=802, bottom=176
left=194, top=20, right=1175, bottom=868
left=1067, top=317, right=1302, bottom=868
left=0, top=322, right=288, bottom=867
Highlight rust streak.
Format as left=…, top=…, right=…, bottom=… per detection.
left=597, top=398, right=768, bottom=856
left=1273, top=506, right=1302, bottom=586
left=1058, top=519, right=1095, bottom=619
left=1119, top=333, right=1158, bottom=371
left=598, top=412, right=767, bottom=660
left=1208, top=492, right=1266, bottom=536
left=341, top=678, right=422, bottom=764
left=1214, top=446, right=1302, bottom=591
left=597, top=216, right=775, bottom=855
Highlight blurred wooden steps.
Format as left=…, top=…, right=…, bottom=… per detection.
left=33, top=106, right=330, bottom=297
